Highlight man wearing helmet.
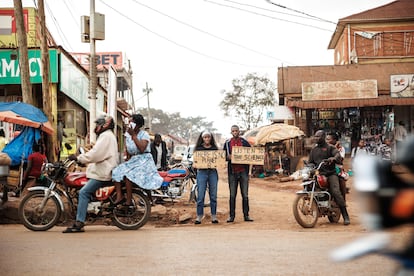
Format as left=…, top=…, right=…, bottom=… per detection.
left=63, top=115, right=119, bottom=233
left=308, top=130, right=350, bottom=225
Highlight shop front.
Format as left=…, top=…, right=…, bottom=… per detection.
left=278, top=63, right=414, bottom=153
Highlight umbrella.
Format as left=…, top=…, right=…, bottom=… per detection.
left=0, top=102, right=54, bottom=135
left=252, top=123, right=305, bottom=146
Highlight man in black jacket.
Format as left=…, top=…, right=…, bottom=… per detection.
left=309, top=130, right=350, bottom=225
left=150, top=133, right=167, bottom=171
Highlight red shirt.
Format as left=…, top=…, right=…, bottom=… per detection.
left=27, top=152, right=47, bottom=178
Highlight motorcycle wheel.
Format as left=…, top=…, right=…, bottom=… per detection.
left=328, top=202, right=341, bottom=223
left=293, top=194, right=319, bottom=228
left=18, top=191, right=61, bottom=231
left=112, top=189, right=151, bottom=230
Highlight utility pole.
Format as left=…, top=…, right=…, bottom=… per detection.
left=89, top=0, right=97, bottom=143
left=38, top=0, right=55, bottom=161
left=143, top=82, right=152, bottom=131
left=13, top=0, right=33, bottom=104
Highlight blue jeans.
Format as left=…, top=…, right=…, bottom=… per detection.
left=228, top=171, right=249, bottom=218
left=196, top=169, right=218, bottom=217
left=76, top=178, right=111, bottom=223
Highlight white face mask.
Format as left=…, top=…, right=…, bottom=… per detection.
left=129, top=122, right=136, bottom=129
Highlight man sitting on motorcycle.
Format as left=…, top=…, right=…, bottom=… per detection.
left=63, top=115, right=119, bottom=233
left=308, top=130, right=350, bottom=225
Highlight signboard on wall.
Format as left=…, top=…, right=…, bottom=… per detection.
left=0, top=8, right=39, bottom=47
left=70, top=52, right=124, bottom=71
left=301, top=79, right=378, bottom=101
left=0, top=49, right=58, bottom=84
left=391, top=74, right=414, bottom=97
left=60, top=53, right=105, bottom=113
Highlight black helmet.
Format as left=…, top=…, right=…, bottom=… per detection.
left=94, top=115, right=114, bottom=135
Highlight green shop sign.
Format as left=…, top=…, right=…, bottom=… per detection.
left=0, top=49, right=58, bottom=84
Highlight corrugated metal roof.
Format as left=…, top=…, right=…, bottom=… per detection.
left=286, top=96, right=414, bottom=109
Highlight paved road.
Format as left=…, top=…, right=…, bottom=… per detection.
left=0, top=224, right=403, bottom=275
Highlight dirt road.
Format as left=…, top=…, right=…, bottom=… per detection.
left=0, top=161, right=410, bottom=275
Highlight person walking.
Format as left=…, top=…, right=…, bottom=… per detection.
left=150, top=133, right=168, bottom=171
left=393, top=121, right=408, bottom=159
left=223, top=125, right=253, bottom=223
left=63, top=115, right=119, bottom=233
left=194, top=130, right=219, bottom=224
left=351, top=139, right=368, bottom=160
left=56, top=114, right=67, bottom=161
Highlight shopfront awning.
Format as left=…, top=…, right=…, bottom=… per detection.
left=286, top=96, right=414, bottom=109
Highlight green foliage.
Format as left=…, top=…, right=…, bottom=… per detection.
left=219, top=73, right=276, bottom=130
left=136, top=108, right=216, bottom=142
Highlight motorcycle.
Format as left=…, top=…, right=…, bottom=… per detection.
left=331, top=151, right=414, bottom=275
left=293, top=159, right=342, bottom=228
left=18, top=158, right=151, bottom=231
left=151, top=159, right=198, bottom=203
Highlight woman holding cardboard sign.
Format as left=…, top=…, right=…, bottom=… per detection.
left=193, top=130, right=219, bottom=224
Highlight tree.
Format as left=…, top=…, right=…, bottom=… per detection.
left=219, top=73, right=276, bottom=130
left=136, top=108, right=216, bottom=142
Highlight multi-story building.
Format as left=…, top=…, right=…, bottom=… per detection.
left=278, top=0, right=414, bottom=153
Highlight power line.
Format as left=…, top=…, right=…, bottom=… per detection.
left=45, top=1, right=74, bottom=50
left=130, top=0, right=288, bottom=63
left=204, top=0, right=333, bottom=32
left=265, top=0, right=336, bottom=24
left=99, top=0, right=277, bottom=68
left=223, top=0, right=332, bottom=23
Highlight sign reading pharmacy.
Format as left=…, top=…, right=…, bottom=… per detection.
left=0, top=49, right=58, bottom=84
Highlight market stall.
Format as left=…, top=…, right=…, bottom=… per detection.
left=244, top=123, right=305, bottom=176
left=0, top=102, right=53, bottom=203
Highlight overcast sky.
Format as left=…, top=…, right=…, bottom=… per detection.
left=7, top=0, right=393, bottom=136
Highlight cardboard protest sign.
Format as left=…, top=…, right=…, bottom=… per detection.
left=231, top=146, right=265, bottom=165
left=193, top=150, right=226, bottom=169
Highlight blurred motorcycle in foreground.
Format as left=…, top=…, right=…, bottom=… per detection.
left=331, top=136, right=414, bottom=274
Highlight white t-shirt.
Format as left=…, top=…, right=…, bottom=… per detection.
left=156, top=144, right=162, bottom=169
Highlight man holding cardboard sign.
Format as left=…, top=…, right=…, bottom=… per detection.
left=223, top=125, right=254, bottom=223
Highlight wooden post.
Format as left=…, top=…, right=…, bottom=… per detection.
left=13, top=0, right=33, bottom=104
left=37, top=0, right=56, bottom=161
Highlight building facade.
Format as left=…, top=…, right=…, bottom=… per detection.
left=278, top=0, right=414, bottom=153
